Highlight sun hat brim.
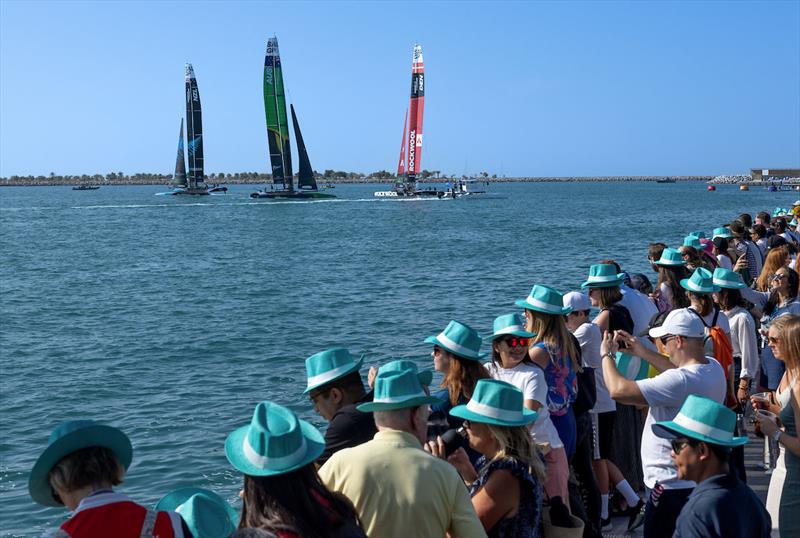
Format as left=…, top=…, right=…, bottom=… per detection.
left=29, top=424, right=133, bottom=507
left=303, top=356, right=364, bottom=394
left=356, top=394, right=441, bottom=412
left=651, top=421, right=748, bottom=448
left=423, top=335, right=486, bottom=360
left=155, top=487, right=238, bottom=536
left=514, top=299, right=572, bottom=316
left=484, top=328, right=535, bottom=342
left=680, top=279, right=720, bottom=294
left=449, top=404, right=537, bottom=427
left=224, top=419, right=324, bottom=477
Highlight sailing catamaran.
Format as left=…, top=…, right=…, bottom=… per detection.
left=251, top=37, right=335, bottom=200
left=374, top=44, right=440, bottom=198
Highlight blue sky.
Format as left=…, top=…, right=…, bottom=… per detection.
left=1, top=0, right=798, bottom=177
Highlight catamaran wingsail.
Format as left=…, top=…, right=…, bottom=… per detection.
left=251, top=37, right=334, bottom=200
left=375, top=44, right=439, bottom=198
left=171, top=118, right=188, bottom=188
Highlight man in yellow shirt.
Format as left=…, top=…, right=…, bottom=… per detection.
left=319, top=363, right=487, bottom=538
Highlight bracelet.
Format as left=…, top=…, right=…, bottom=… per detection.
left=602, top=352, right=615, bottom=360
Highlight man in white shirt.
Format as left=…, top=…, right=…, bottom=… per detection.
left=600, top=308, right=726, bottom=538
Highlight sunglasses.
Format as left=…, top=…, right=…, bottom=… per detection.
left=308, top=388, right=331, bottom=404
left=772, top=273, right=788, bottom=281
left=504, top=337, right=530, bottom=348
left=768, top=336, right=781, bottom=345
left=670, top=438, right=696, bottom=455
left=462, top=419, right=472, bottom=429
left=659, top=334, right=677, bottom=346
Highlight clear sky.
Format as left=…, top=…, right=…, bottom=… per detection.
left=1, top=0, right=798, bottom=178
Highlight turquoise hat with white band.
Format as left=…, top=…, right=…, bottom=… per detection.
left=712, top=268, right=746, bottom=289
left=581, top=263, right=625, bottom=289
left=304, top=348, right=363, bottom=394
left=652, top=394, right=747, bottom=447
left=515, top=284, right=572, bottom=315
left=712, top=227, right=733, bottom=239
left=680, top=267, right=720, bottom=294
left=377, top=359, right=434, bottom=387
left=29, top=420, right=133, bottom=507
left=682, top=235, right=704, bottom=250
left=450, top=379, right=537, bottom=427
left=225, top=401, right=324, bottom=477
left=357, top=366, right=440, bottom=412
left=156, top=488, right=238, bottom=538
left=655, top=247, right=687, bottom=266
left=485, top=313, right=535, bottom=342
left=424, top=320, right=486, bottom=360
left=688, top=230, right=706, bottom=239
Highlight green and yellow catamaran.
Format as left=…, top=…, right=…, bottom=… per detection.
left=251, top=37, right=335, bottom=200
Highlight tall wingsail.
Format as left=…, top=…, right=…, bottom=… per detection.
left=406, top=45, right=425, bottom=180
left=171, top=118, right=187, bottom=187
left=291, top=104, right=317, bottom=191
left=264, top=37, right=293, bottom=189
left=185, top=63, right=204, bottom=189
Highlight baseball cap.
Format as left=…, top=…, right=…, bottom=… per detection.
left=648, top=308, right=705, bottom=339
left=563, top=291, right=591, bottom=312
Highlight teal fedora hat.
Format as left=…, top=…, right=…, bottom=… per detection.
left=654, top=247, right=687, bottom=267
left=378, top=359, right=434, bottom=387
left=652, top=394, right=747, bottom=447
left=424, top=320, right=486, bottom=360
left=29, top=420, right=133, bottom=507
left=712, top=227, right=733, bottom=239
left=680, top=267, right=720, bottom=294
left=156, top=487, right=238, bottom=538
left=485, top=313, right=535, bottom=343
left=225, top=401, right=324, bottom=477
left=688, top=230, right=706, bottom=239
left=712, top=267, right=746, bottom=289
left=682, top=235, right=704, bottom=250
left=581, top=263, right=625, bottom=289
left=515, top=284, right=572, bottom=315
left=304, top=347, right=364, bottom=394
left=357, top=367, right=440, bottom=412
left=450, top=379, right=537, bottom=427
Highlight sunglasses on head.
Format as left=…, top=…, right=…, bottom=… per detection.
left=504, top=337, right=530, bottom=348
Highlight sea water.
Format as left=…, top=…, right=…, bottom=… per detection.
left=0, top=181, right=795, bottom=535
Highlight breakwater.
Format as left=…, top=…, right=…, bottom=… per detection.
left=0, top=175, right=711, bottom=187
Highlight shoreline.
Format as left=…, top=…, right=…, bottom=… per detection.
left=0, top=176, right=712, bottom=187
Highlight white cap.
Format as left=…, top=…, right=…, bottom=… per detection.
left=563, top=291, right=591, bottom=312
left=793, top=200, right=800, bottom=206
left=648, top=308, right=705, bottom=339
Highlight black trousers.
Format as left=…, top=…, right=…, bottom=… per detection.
left=570, top=411, right=602, bottom=538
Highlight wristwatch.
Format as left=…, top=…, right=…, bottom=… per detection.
left=602, top=352, right=615, bottom=360
left=772, top=430, right=783, bottom=443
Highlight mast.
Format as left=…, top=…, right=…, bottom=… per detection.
left=290, top=104, right=317, bottom=191
left=264, top=37, right=293, bottom=191
left=185, top=63, right=204, bottom=189
left=171, top=118, right=187, bottom=187
left=405, top=44, right=425, bottom=192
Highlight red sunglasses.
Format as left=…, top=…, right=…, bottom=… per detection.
left=505, top=337, right=530, bottom=348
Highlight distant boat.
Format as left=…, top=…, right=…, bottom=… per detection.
left=656, top=178, right=676, bottom=184
left=251, top=37, right=335, bottom=200
left=72, top=184, right=100, bottom=191
left=374, top=45, right=440, bottom=199
left=740, top=184, right=749, bottom=191
left=707, top=185, right=716, bottom=191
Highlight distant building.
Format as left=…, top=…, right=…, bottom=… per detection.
left=750, top=168, right=800, bottom=181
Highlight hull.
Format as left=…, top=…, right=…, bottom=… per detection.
left=172, top=187, right=211, bottom=196
left=250, top=189, right=336, bottom=199
left=72, top=185, right=100, bottom=190
left=374, top=188, right=442, bottom=198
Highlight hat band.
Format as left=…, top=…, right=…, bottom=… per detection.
left=672, top=412, right=731, bottom=442
left=713, top=277, right=739, bottom=288
left=586, top=274, right=619, bottom=283
left=437, top=332, right=478, bottom=357
left=686, top=279, right=713, bottom=292
left=523, top=295, right=563, bottom=314
left=494, top=325, right=526, bottom=336
left=373, top=389, right=428, bottom=404
left=243, top=434, right=307, bottom=470
left=466, top=399, right=522, bottom=422
left=306, top=362, right=356, bottom=389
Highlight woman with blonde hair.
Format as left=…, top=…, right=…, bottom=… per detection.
left=428, top=379, right=546, bottom=537
left=755, top=246, right=790, bottom=292
left=755, top=314, right=800, bottom=536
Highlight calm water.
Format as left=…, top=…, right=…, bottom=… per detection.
left=1, top=181, right=796, bottom=535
